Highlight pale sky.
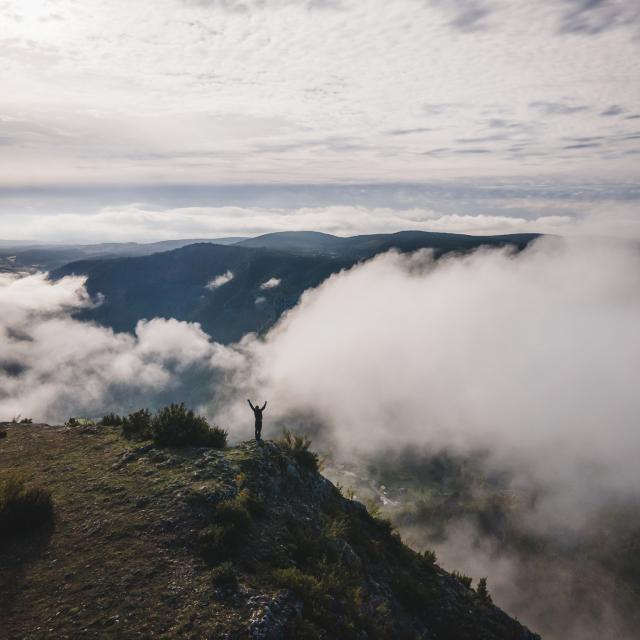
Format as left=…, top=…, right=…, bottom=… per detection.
left=1, top=0, right=639, bottom=240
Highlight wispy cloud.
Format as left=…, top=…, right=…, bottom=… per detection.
left=530, top=100, right=590, bottom=115
left=0, top=0, right=638, bottom=188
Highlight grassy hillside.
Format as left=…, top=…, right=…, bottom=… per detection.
left=0, top=421, right=538, bottom=639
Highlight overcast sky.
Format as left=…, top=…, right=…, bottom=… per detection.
left=1, top=0, right=639, bottom=241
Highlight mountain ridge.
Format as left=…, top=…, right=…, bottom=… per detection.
left=52, top=230, right=540, bottom=343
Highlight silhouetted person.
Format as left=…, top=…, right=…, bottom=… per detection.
left=247, top=399, right=267, bottom=441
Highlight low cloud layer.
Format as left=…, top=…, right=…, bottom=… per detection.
left=1, top=200, right=637, bottom=243
left=215, top=237, right=640, bottom=530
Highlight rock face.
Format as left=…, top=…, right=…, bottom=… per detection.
left=0, top=423, right=539, bottom=639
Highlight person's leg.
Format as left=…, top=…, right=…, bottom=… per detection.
left=256, top=423, right=262, bottom=441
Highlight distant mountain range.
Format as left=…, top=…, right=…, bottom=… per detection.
left=0, top=237, right=245, bottom=273
left=51, top=230, right=539, bottom=343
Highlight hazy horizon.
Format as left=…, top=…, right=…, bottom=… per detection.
left=1, top=0, right=639, bottom=241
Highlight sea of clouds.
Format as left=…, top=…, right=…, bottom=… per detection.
left=2, top=236, right=640, bottom=532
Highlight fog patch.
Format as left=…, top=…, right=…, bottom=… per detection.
left=260, top=277, right=281, bottom=289
left=206, top=270, right=234, bottom=289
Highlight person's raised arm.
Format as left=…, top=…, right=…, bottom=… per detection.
left=261, top=401, right=267, bottom=411
left=247, top=399, right=254, bottom=410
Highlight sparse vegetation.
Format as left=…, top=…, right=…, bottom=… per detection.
left=100, top=412, right=124, bottom=426
left=277, top=428, right=322, bottom=472
left=0, top=472, right=54, bottom=538
left=121, top=408, right=152, bottom=441
left=19, top=417, right=33, bottom=424
left=0, top=429, right=6, bottom=439
left=152, top=403, right=227, bottom=448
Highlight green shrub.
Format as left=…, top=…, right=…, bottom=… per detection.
left=452, top=571, right=473, bottom=589
left=283, top=618, right=323, bottom=640
left=198, top=524, right=231, bottom=564
left=475, top=577, right=492, bottom=603
left=373, top=516, right=396, bottom=538
left=272, top=567, right=325, bottom=607
left=277, top=429, right=321, bottom=472
left=197, top=494, right=255, bottom=564
left=121, top=409, right=152, bottom=441
left=323, top=513, right=349, bottom=540
left=101, top=413, right=124, bottom=426
left=215, top=497, right=252, bottom=529
left=0, top=472, right=54, bottom=538
left=19, top=417, right=33, bottom=424
left=152, top=403, right=227, bottom=448
left=392, top=572, right=432, bottom=617
left=364, top=499, right=382, bottom=518
left=65, top=417, right=79, bottom=427
left=211, top=561, right=237, bottom=589
left=421, top=549, right=437, bottom=565
left=234, top=488, right=264, bottom=517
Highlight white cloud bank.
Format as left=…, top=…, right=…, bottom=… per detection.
left=0, top=272, right=224, bottom=421
left=0, top=202, right=598, bottom=243
left=214, top=237, right=640, bottom=530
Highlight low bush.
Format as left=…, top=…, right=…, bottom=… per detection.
left=0, top=472, right=54, bottom=538
left=19, top=417, right=33, bottom=424
left=421, top=549, right=437, bottom=565
left=392, top=572, right=433, bottom=617
left=198, top=493, right=255, bottom=564
left=272, top=567, right=325, bottom=608
left=283, top=618, right=323, bottom=640
left=211, top=561, right=237, bottom=589
left=452, top=571, right=473, bottom=589
left=198, top=524, right=231, bottom=564
left=277, top=429, right=321, bottom=472
left=152, top=403, right=227, bottom=448
left=101, top=412, right=124, bottom=426
left=215, top=497, right=252, bottom=529
left=475, top=577, right=492, bottom=603
left=121, top=409, right=152, bottom=441
left=0, top=429, right=6, bottom=439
